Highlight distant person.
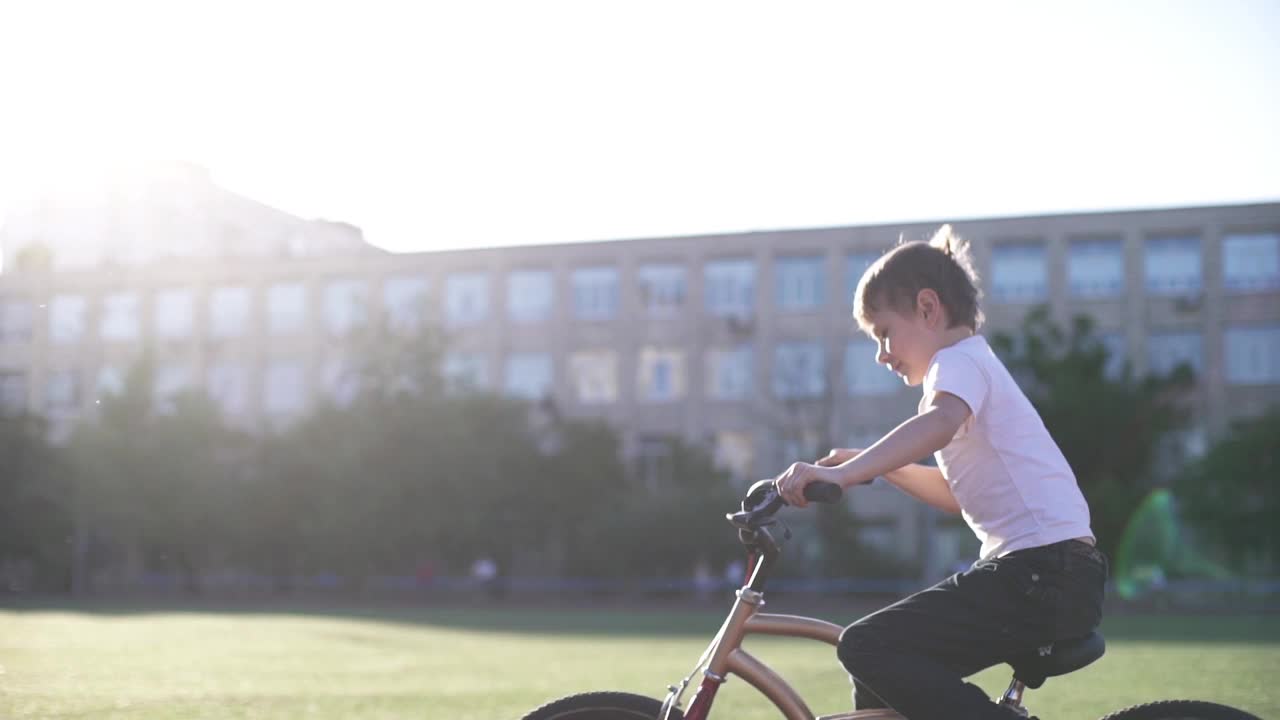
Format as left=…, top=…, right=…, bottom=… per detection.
left=415, top=559, right=437, bottom=589
left=724, top=559, right=745, bottom=589
left=774, top=225, right=1108, bottom=720
left=471, top=556, right=499, bottom=598
left=692, top=560, right=715, bottom=600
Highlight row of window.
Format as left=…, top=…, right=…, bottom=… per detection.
left=1, top=233, right=1274, bottom=343
left=458, top=232, right=1279, bottom=323
left=0, top=278, right=427, bottom=344
left=449, top=326, right=1280, bottom=396
left=5, top=327, right=1276, bottom=419
left=996, top=233, right=1279, bottom=301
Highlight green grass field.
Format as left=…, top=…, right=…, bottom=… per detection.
left=0, top=601, right=1276, bottom=719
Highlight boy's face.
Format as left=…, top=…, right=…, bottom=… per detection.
left=863, top=304, right=938, bottom=387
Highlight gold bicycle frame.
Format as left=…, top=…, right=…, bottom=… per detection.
left=696, top=586, right=904, bottom=720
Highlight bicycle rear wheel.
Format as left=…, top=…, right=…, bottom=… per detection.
left=521, top=691, right=684, bottom=720
left=1099, top=700, right=1261, bottom=720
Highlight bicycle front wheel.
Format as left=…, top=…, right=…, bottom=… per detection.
left=1100, top=700, right=1262, bottom=720
left=521, top=691, right=684, bottom=720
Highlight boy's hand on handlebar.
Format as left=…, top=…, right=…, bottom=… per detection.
left=774, top=462, right=842, bottom=508
left=815, top=448, right=863, bottom=467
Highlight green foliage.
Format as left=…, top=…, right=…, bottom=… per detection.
left=990, top=306, right=1194, bottom=557
left=1173, top=410, right=1280, bottom=573
left=0, top=413, right=69, bottom=590
left=591, top=436, right=739, bottom=581
left=0, top=311, right=751, bottom=592
left=66, top=357, right=253, bottom=592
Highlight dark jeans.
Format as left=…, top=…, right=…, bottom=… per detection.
left=837, top=539, right=1108, bottom=719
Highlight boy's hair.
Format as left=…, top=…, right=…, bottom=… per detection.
left=853, top=224, right=984, bottom=332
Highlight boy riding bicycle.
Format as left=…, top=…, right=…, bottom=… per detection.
left=775, top=226, right=1108, bottom=720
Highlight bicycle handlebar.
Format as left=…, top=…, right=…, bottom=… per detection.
left=727, top=479, right=844, bottom=531
left=802, top=480, right=843, bottom=504
left=726, top=480, right=846, bottom=591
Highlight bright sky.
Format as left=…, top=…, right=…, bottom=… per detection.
left=0, top=1, right=1277, bottom=253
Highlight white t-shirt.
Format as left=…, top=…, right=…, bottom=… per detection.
left=920, top=335, right=1094, bottom=560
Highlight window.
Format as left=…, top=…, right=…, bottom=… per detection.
left=46, top=369, right=81, bottom=414
left=206, top=362, right=250, bottom=417
left=264, top=361, right=308, bottom=416
left=154, top=289, right=194, bottom=339
left=504, top=352, right=553, bottom=400
left=96, top=366, right=125, bottom=398
left=706, top=346, right=754, bottom=400
left=1068, top=238, right=1125, bottom=298
left=638, top=347, right=685, bottom=402
left=991, top=242, right=1047, bottom=303
left=1225, top=326, right=1280, bottom=385
left=637, top=264, right=685, bottom=315
left=445, top=272, right=489, bottom=326
left=705, top=259, right=755, bottom=317
left=846, top=340, right=900, bottom=396
left=572, top=267, right=618, bottom=321
left=712, top=431, right=755, bottom=483
left=100, top=292, right=140, bottom=341
left=0, top=371, right=26, bottom=415
left=780, top=431, right=821, bottom=468
left=569, top=350, right=617, bottom=404
left=153, top=363, right=192, bottom=413
left=1154, top=425, right=1209, bottom=481
left=1147, top=332, right=1203, bottom=378
left=49, top=295, right=86, bottom=344
left=383, top=275, right=430, bottom=333
left=775, top=255, right=825, bottom=311
left=0, top=298, right=32, bottom=342
left=267, top=283, right=308, bottom=334
left=442, top=352, right=489, bottom=392
left=773, top=342, right=825, bottom=398
left=1145, top=236, right=1201, bottom=295
left=209, top=286, right=251, bottom=338
left=635, top=435, right=674, bottom=489
left=845, top=252, right=880, bottom=304
left=507, top=270, right=553, bottom=323
left=1222, top=233, right=1279, bottom=292
left=322, top=355, right=361, bottom=406
left=1098, top=333, right=1128, bottom=381
left=324, top=279, right=368, bottom=335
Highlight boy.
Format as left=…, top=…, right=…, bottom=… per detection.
left=775, top=226, right=1107, bottom=719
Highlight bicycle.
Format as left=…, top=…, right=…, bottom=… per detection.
left=521, top=479, right=1261, bottom=720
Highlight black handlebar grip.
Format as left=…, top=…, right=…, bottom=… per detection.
left=803, top=481, right=843, bottom=503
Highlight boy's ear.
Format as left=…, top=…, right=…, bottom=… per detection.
left=916, top=288, right=943, bottom=327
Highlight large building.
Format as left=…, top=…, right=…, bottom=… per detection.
left=2, top=178, right=1278, bottom=570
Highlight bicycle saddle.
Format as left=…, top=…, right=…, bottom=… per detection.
left=1009, top=631, right=1105, bottom=689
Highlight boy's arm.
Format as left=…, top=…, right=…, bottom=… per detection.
left=817, top=449, right=957, bottom=515
left=785, top=392, right=968, bottom=513
left=834, top=393, right=967, bottom=479
left=882, top=463, right=960, bottom=515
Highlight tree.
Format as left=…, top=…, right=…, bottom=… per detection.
left=66, top=359, right=252, bottom=593
left=66, top=360, right=156, bottom=592
left=1173, top=410, right=1280, bottom=573
left=0, top=412, right=68, bottom=591
left=747, top=332, right=879, bottom=578
left=990, top=306, right=1194, bottom=557
left=596, top=434, right=740, bottom=582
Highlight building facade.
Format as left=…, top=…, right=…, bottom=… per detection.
left=2, top=195, right=1278, bottom=570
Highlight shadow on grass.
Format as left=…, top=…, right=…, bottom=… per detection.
left=0, top=594, right=731, bottom=637
left=4, top=595, right=1279, bottom=643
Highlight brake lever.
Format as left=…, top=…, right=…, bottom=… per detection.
left=725, top=507, right=782, bottom=530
